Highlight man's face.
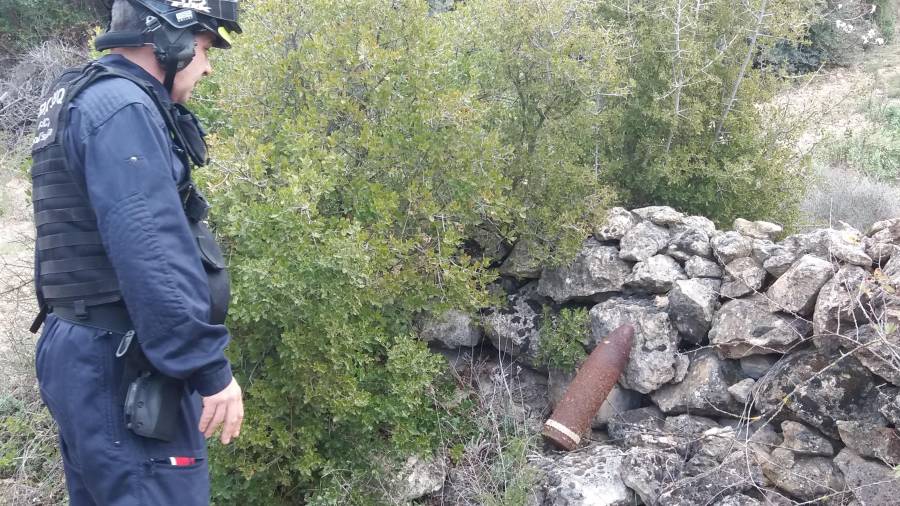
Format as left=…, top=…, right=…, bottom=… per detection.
left=171, top=32, right=215, bottom=104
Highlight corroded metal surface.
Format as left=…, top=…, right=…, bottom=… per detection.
left=542, top=323, right=634, bottom=450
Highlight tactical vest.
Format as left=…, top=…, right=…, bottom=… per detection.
left=30, top=61, right=230, bottom=330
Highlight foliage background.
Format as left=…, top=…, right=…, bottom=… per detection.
left=197, top=0, right=816, bottom=502
left=0, top=0, right=102, bottom=57
left=3, top=0, right=896, bottom=503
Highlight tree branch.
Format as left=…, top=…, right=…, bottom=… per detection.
left=713, top=0, right=767, bottom=145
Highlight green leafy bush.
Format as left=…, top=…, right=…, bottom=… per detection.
left=823, top=103, right=900, bottom=181
left=535, top=307, right=589, bottom=372
left=0, top=0, right=98, bottom=57
left=873, top=0, right=896, bottom=43
left=592, top=0, right=811, bottom=227
left=197, top=0, right=815, bottom=502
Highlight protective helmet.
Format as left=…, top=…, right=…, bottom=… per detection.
left=95, top=0, right=241, bottom=91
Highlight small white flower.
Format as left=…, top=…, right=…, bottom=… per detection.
left=876, top=37, right=885, bottom=45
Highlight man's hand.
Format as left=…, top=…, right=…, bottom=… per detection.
left=199, top=377, right=244, bottom=444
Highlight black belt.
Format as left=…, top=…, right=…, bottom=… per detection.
left=51, top=303, right=133, bottom=334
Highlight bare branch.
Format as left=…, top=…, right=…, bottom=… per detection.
left=713, top=0, right=768, bottom=145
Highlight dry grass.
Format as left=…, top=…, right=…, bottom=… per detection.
left=0, top=41, right=87, bottom=152
left=426, top=350, right=546, bottom=506
left=0, top=40, right=79, bottom=506
left=800, top=164, right=900, bottom=231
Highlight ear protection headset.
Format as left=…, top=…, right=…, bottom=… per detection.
left=95, top=0, right=241, bottom=92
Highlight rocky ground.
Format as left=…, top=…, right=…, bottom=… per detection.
left=419, top=205, right=900, bottom=505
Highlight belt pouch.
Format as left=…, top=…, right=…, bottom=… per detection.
left=124, top=371, right=182, bottom=442
left=117, top=331, right=183, bottom=442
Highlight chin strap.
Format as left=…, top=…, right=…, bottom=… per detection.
left=163, top=56, right=179, bottom=94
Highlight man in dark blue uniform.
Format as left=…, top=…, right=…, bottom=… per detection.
left=29, top=1, right=244, bottom=503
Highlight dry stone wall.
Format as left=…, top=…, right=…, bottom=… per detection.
left=418, top=206, right=900, bottom=505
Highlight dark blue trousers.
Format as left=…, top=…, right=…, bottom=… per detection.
left=35, top=314, right=210, bottom=505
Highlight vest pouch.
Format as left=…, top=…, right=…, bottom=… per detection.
left=189, top=221, right=230, bottom=325
left=173, top=104, right=208, bottom=167
left=195, top=223, right=225, bottom=270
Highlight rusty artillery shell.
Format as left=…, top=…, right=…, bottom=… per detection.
left=542, top=323, right=634, bottom=450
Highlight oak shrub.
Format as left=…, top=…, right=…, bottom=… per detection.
left=196, top=0, right=812, bottom=502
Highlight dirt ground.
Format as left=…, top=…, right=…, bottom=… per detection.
left=773, top=38, right=900, bottom=156
left=0, top=166, right=37, bottom=388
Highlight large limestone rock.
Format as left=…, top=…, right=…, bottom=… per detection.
left=482, top=283, right=542, bottom=359
left=607, top=406, right=667, bottom=446
left=720, top=257, right=767, bottom=299
left=419, top=310, right=482, bottom=348
left=548, top=370, right=642, bottom=429
left=812, top=264, right=873, bottom=354
left=626, top=254, right=687, bottom=294
left=834, top=449, right=900, bottom=506
left=535, top=444, right=635, bottom=506
left=633, top=206, right=685, bottom=226
left=880, top=388, right=900, bottom=426
left=848, top=324, right=900, bottom=386
left=727, top=378, right=755, bottom=404
left=826, top=226, right=872, bottom=267
left=869, top=217, right=900, bottom=236
left=781, top=421, right=834, bottom=457
left=650, top=349, right=745, bottom=417
left=763, top=253, right=795, bottom=278
left=391, top=455, right=447, bottom=502
left=685, top=255, right=722, bottom=278
left=836, top=420, right=900, bottom=466
left=780, top=226, right=872, bottom=266
left=865, top=218, right=900, bottom=263
left=538, top=239, right=631, bottom=302
left=666, top=228, right=712, bottom=261
left=499, top=239, right=542, bottom=279
left=594, top=207, right=639, bottom=241
left=711, top=231, right=753, bottom=264
left=760, top=449, right=845, bottom=504
left=663, top=414, right=721, bottom=451
left=619, top=447, right=683, bottom=505
left=657, top=450, right=766, bottom=506
left=766, top=254, right=834, bottom=315
left=619, top=221, right=670, bottom=262
left=667, top=279, right=718, bottom=344
left=781, top=229, right=830, bottom=260
left=753, top=350, right=886, bottom=438
left=678, top=215, right=717, bottom=237
left=714, top=495, right=762, bottom=506
left=656, top=422, right=777, bottom=505
left=471, top=226, right=511, bottom=265
left=708, top=296, right=812, bottom=358
left=865, top=236, right=900, bottom=265
left=751, top=239, right=789, bottom=267
left=694, top=277, right=722, bottom=293
left=734, top=218, right=782, bottom=240
left=590, top=298, right=680, bottom=393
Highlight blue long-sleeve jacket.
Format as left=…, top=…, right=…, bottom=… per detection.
left=45, top=54, right=233, bottom=396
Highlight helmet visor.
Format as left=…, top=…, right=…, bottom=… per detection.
left=195, top=17, right=241, bottom=49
